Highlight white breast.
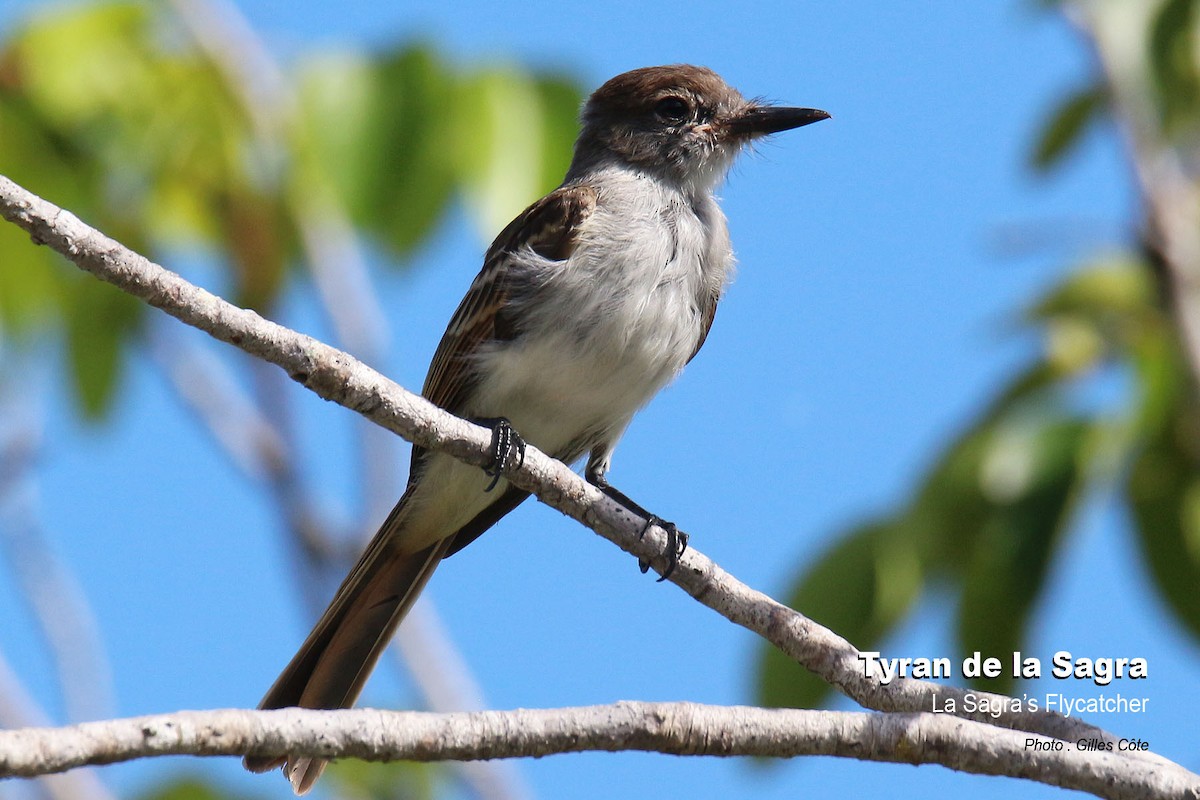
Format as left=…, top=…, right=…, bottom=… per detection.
left=470, top=167, right=733, bottom=462
left=396, top=169, right=735, bottom=550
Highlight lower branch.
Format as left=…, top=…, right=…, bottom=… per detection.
left=0, top=704, right=1193, bottom=800
left=0, top=647, right=116, bottom=800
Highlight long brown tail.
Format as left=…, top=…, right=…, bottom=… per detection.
left=243, top=495, right=450, bottom=794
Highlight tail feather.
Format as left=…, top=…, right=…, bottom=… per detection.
left=246, top=483, right=531, bottom=794
left=243, top=495, right=450, bottom=791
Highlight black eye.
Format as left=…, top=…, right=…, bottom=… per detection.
left=654, top=96, right=691, bottom=123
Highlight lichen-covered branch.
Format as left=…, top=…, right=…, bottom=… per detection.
left=0, top=704, right=1194, bottom=800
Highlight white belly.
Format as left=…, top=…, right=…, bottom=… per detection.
left=399, top=168, right=733, bottom=551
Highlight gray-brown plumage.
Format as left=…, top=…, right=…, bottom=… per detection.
left=242, top=184, right=598, bottom=794
left=244, top=64, right=827, bottom=794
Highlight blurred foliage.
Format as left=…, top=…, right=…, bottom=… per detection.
left=1030, top=85, right=1107, bottom=171
left=137, top=774, right=267, bottom=800
left=1149, top=0, right=1200, bottom=137
left=0, top=0, right=583, bottom=418
left=325, top=758, right=442, bottom=800
left=8, top=0, right=1200, bottom=784
left=131, top=768, right=443, bottom=800
left=761, top=260, right=1149, bottom=702
left=123, top=755, right=441, bottom=799
left=760, top=0, right=1200, bottom=707
left=0, top=2, right=583, bottom=797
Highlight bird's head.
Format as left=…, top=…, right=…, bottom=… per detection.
left=570, top=65, right=829, bottom=194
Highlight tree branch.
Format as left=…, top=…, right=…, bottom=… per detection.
left=0, top=652, right=118, bottom=800
left=147, top=322, right=291, bottom=484
left=0, top=636, right=116, bottom=800
left=1068, top=3, right=1200, bottom=386
left=0, top=704, right=1194, bottom=800
left=1, top=173, right=1194, bottom=795
left=0, top=401, right=115, bottom=725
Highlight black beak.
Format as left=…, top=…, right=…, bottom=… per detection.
left=725, top=105, right=831, bottom=138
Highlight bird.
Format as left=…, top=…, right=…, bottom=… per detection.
left=244, top=64, right=828, bottom=793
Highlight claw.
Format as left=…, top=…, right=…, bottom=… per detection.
left=636, top=515, right=686, bottom=582
left=590, top=479, right=690, bottom=582
left=481, top=418, right=526, bottom=492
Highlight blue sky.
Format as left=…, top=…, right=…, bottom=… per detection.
left=1, top=2, right=1195, bottom=799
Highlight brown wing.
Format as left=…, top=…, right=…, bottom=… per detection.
left=411, top=185, right=597, bottom=476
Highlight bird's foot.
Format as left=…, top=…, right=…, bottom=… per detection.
left=587, top=472, right=689, bottom=582
left=636, top=515, right=688, bottom=582
left=478, top=417, right=527, bottom=492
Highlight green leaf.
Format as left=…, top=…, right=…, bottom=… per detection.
left=454, top=65, right=552, bottom=238
left=0, top=73, right=106, bottom=222
left=294, top=50, right=583, bottom=260
left=293, top=51, right=379, bottom=213
left=757, top=519, right=922, bottom=709
left=1021, top=257, right=1159, bottom=378
left=1127, top=406, right=1200, bottom=641
left=65, top=276, right=142, bottom=420
left=13, top=1, right=153, bottom=128
left=1128, top=321, right=1184, bottom=438
left=1030, top=85, right=1106, bottom=172
left=0, top=219, right=63, bottom=337
left=295, top=43, right=459, bottom=259
left=904, top=380, right=1066, bottom=575
left=9, top=1, right=271, bottom=252
left=955, top=416, right=1089, bottom=692
left=371, top=44, right=460, bottom=256
left=1026, top=257, right=1153, bottom=325
left=534, top=74, right=585, bottom=194
left=1149, top=0, right=1200, bottom=133
left=906, top=423, right=1003, bottom=573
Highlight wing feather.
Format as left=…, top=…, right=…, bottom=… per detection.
left=687, top=290, right=719, bottom=364
left=411, top=185, right=597, bottom=476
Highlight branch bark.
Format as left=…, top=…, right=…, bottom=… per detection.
left=0, top=704, right=1195, bottom=800
left=1, top=173, right=1196, bottom=797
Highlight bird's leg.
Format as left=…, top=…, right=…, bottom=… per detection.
left=476, top=418, right=527, bottom=492
left=585, top=461, right=688, bottom=582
